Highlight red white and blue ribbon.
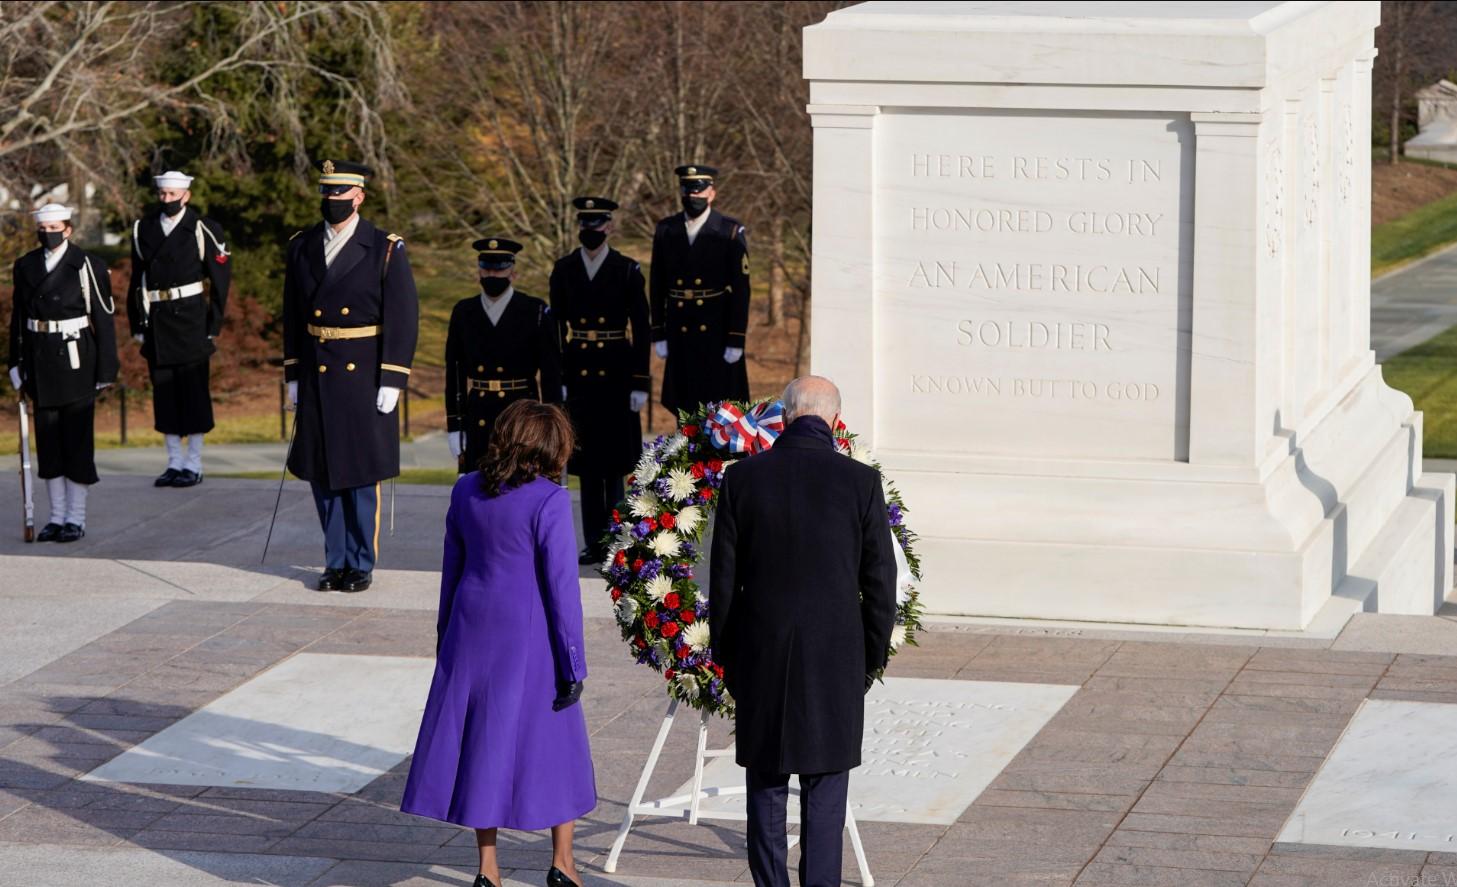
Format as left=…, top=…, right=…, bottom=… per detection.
left=706, top=400, right=785, bottom=455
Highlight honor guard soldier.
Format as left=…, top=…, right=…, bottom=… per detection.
left=282, top=160, right=419, bottom=593
left=445, top=238, right=562, bottom=472
left=649, top=164, right=750, bottom=417
left=126, top=170, right=230, bottom=487
left=7, top=204, right=119, bottom=542
left=549, top=197, right=651, bottom=564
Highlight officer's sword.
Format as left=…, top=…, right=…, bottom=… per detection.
left=261, top=412, right=298, bottom=564
left=17, top=397, right=34, bottom=543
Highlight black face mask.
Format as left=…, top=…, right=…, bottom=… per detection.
left=481, top=276, right=511, bottom=297
left=37, top=230, right=65, bottom=251
left=681, top=195, right=709, bottom=217
left=321, top=197, right=355, bottom=225
left=159, top=199, right=184, bottom=218
left=578, top=228, right=607, bottom=250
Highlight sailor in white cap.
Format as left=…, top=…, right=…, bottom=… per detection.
left=125, top=169, right=231, bottom=488
left=7, top=203, right=120, bottom=542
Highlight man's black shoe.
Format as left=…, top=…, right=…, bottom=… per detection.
left=172, top=469, right=203, bottom=488
left=317, top=568, right=345, bottom=591
left=578, top=548, right=600, bottom=566
left=154, top=468, right=181, bottom=487
left=56, top=523, right=85, bottom=543
left=36, top=522, right=63, bottom=542
left=340, top=569, right=372, bottom=593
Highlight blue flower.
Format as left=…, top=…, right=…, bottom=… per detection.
left=639, top=559, right=663, bottom=580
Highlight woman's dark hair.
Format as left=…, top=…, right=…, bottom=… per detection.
left=477, top=400, right=574, bottom=496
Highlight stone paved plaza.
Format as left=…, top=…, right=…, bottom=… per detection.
left=6, top=475, right=1457, bottom=886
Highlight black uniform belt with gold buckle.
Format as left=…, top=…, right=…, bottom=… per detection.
left=667, top=288, right=723, bottom=301
left=567, top=328, right=627, bottom=343
left=307, top=324, right=380, bottom=341
left=468, top=377, right=531, bottom=397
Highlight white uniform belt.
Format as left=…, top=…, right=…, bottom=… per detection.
left=144, top=281, right=205, bottom=302
left=26, top=316, right=89, bottom=335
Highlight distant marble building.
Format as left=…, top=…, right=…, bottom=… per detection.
left=1406, top=79, right=1457, bottom=163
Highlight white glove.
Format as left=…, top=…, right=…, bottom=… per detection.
left=654, top=340, right=668, bottom=359
left=630, top=390, right=648, bottom=413
left=132, top=334, right=144, bottom=344
left=447, top=431, right=463, bottom=459
left=8, top=366, right=21, bottom=391
left=376, top=385, right=401, bottom=414
left=287, top=380, right=298, bottom=409
left=724, top=347, right=744, bottom=364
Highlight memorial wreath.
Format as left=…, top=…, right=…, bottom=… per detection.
left=598, top=399, right=925, bottom=718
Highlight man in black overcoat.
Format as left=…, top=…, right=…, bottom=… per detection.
left=649, top=164, right=750, bottom=417
left=709, top=375, right=897, bottom=887
left=549, top=197, right=650, bottom=563
left=7, top=203, right=120, bottom=543
left=126, top=169, right=231, bottom=487
left=444, top=237, right=562, bottom=473
left=282, top=159, right=419, bottom=593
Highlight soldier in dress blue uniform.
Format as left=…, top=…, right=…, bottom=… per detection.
left=7, top=204, right=119, bottom=543
left=649, top=164, right=750, bottom=417
left=445, top=238, right=562, bottom=472
left=281, top=160, right=419, bottom=593
left=549, top=197, right=651, bottom=564
left=126, top=170, right=231, bottom=488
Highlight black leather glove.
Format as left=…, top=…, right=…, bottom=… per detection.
left=553, top=680, right=584, bottom=711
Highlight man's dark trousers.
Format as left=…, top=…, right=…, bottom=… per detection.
left=746, top=768, right=849, bottom=887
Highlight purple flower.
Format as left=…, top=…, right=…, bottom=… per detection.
left=668, top=563, right=693, bottom=579
left=632, top=520, right=653, bottom=540
left=680, top=541, right=698, bottom=559
left=654, top=478, right=673, bottom=499
left=639, top=559, right=662, bottom=580
left=887, top=504, right=904, bottom=527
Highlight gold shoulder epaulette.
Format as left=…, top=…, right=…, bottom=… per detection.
left=386, top=233, right=404, bottom=246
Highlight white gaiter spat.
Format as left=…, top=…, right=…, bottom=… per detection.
left=184, top=434, right=204, bottom=474
left=64, top=479, right=88, bottom=528
left=46, top=477, right=66, bottom=525
left=164, top=434, right=184, bottom=471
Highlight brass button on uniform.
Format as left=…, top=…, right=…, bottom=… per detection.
left=579, top=317, right=587, bottom=324
left=497, top=391, right=505, bottom=399
left=580, top=342, right=588, bottom=350
left=496, top=366, right=504, bottom=372
left=696, top=299, right=704, bottom=306
left=694, top=278, right=702, bottom=285
left=597, top=342, right=604, bottom=349
left=478, top=419, right=485, bottom=427
left=580, top=369, right=588, bottom=376
left=341, top=307, right=350, bottom=316
left=346, top=362, right=356, bottom=371
left=318, top=364, right=327, bottom=373
left=598, top=316, right=605, bottom=323
left=676, top=302, right=684, bottom=309
left=477, top=365, right=484, bottom=372
left=699, top=324, right=707, bottom=332
left=313, top=309, right=322, bottom=318
left=598, top=370, right=606, bottom=377
left=676, top=278, right=683, bottom=285
left=680, top=325, right=688, bottom=333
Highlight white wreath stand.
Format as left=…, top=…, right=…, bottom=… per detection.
left=603, top=698, right=874, bottom=885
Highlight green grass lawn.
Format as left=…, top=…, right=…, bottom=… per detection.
left=1382, top=324, right=1457, bottom=458
left=1371, top=190, right=1457, bottom=276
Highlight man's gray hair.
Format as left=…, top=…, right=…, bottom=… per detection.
left=782, top=375, right=842, bottom=424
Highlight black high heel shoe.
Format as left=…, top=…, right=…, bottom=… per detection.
left=546, top=867, right=581, bottom=887
left=473, top=874, right=499, bottom=887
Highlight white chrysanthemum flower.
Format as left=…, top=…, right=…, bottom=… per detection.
left=675, top=672, right=699, bottom=695
left=850, top=443, right=875, bottom=465
left=890, top=624, right=908, bottom=650
left=628, top=492, right=660, bottom=518
left=661, top=434, right=688, bottom=458
left=666, top=467, right=698, bottom=503
left=645, top=574, right=673, bottom=603
left=682, top=620, right=711, bottom=652
left=614, top=596, right=639, bottom=627
left=634, top=450, right=661, bottom=485
left=649, top=530, right=681, bottom=558
left=675, top=505, right=703, bottom=535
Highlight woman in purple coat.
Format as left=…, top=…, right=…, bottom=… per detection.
left=402, top=400, right=595, bottom=887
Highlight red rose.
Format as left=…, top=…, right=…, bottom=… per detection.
left=712, top=664, right=724, bottom=678
left=633, top=636, right=646, bottom=649
left=700, top=488, right=714, bottom=502
left=709, top=458, right=724, bottom=473
left=660, top=512, right=676, bottom=529
left=661, top=621, right=681, bottom=639
left=680, top=609, right=695, bottom=624
left=611, top=588, right=622, bottom=602
left=691, top=463, right=706, bottom=479
left=632, top=558, right=644, bottom=573
left=676, top=644, right=691, bottom=660
left=665, top=668, right=676, bottom=680
left=614, top=551, right=627, bottom=566
left=612, top=509, right=621, bottom=523
left=646, top=518, right=658, bottom=532
left=664, top=592, right=681, bottom=610
left=683, top=425, right=700, bottom=437
left=644, top=612, right=660, bottom=629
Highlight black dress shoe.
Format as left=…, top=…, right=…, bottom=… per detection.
left=340, top=569, right=372, bottom=593
left=546, top=867, right=581, bottom=887
left=172, top=469, right=203, bottom=487
left=35, top=522, right=63, bottom=542
left=578, top=548, right=599, bottom=566
left=317, top=568, right=345, bottom=591
left=56, top=523, right=85, bottom=543
left=472, top=875, right=499, bottom=887
left=154, top=468, right=181, bottom=487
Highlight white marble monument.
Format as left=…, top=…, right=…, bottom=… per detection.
left=805, top=1, right=1454, bottom=629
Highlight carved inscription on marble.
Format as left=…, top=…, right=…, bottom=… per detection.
left=875, top=112, right=1191, bottom=459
